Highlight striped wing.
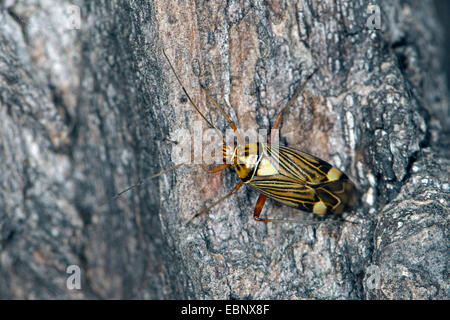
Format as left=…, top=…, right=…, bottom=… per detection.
left=247, top=144, right=357, bottom=214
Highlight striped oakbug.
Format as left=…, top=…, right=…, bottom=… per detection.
left=114, top=49, right=357, bottom=225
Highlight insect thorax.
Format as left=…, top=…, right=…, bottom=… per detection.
left=231, top=143, right=279, bottom=182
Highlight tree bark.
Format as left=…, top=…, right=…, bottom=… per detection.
left=0, top=0, right=448, bottom=299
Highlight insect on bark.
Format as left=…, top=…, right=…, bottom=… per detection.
left=114, top=49, right=358, bottom=225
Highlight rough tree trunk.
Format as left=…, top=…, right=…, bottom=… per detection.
left=0, top=0, right=448, bottom=299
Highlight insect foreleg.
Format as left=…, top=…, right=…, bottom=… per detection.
left=186, top=180, right=244, bottom=225
left=200, top=163, right=232, bottom=174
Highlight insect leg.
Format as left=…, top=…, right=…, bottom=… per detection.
left=269, top=70, right=317, bottom=142
left=253, top=193, right=322, bottom=224
left=200, top=163, right=231, bottom=173
left=252, top=191, right=322, bottom=224
left=253, top=194, right=268, bottom=221
left=165, top=137, right=225, bottom=171
left=187, top=180, right=244, bottom=225
left=253, top=192, right=351, bottom=225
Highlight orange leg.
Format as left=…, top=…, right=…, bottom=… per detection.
left=185, top=163, right=232, bottom=224
left=253, top=193, right=345, bottom=225
left=253, top=193, right=297, bottom=223
left=253, top=194, right=269, bottom=222
left=200, top=163, right=231, bottom=174
left=269, top=108, right=284, bottom=142
left=187, top=180, right=244, bottom=224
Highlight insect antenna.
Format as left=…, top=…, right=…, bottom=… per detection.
left=162, top=49, right=227, bottom=146
left=107, top=148, right=226, bottom=204
left=98, top=162, right=185, bottom=207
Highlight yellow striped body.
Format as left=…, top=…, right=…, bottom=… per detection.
left=232, top=143, right=357, bottom=214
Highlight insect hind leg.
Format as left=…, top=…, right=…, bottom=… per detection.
left=253, top=195, right=356, bottom=225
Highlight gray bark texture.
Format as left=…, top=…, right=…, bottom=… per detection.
left=0, top=0, right=448, bottom=299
